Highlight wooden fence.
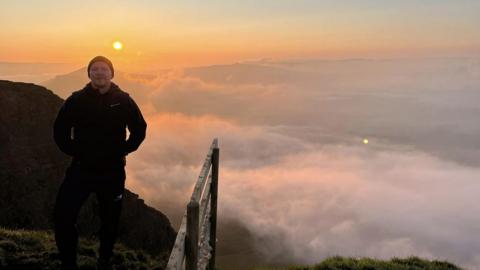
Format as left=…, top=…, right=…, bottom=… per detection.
left=167, top=138, right=219, bottom=270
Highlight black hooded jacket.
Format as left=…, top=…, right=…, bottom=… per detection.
left=53, top=82, right=147, bottom=171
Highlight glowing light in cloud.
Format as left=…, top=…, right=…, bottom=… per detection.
left=113, top=41, right=123, bottom=50
left=363, top=139, right=369, bottom=144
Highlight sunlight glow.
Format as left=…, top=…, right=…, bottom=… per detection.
left=113, top=41, right=123, bottom=50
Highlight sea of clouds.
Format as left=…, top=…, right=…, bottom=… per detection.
left=119, top=58, right=480, bottom=268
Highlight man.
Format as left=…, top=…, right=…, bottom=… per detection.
left=53, top=56, right=147, bottom=269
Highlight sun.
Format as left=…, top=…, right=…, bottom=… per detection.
left=113, top=41, right=123, bottom=50
left=363, top=138, right=369, bottom=144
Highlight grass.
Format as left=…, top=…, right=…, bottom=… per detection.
left=0, top=227, right=169, bottom=270
left=251, top=256, right=464, bottom=270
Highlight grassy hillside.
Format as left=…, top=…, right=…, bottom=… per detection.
left=251, top=256, right=463, bottom=270
left=0, top=227, right=169, bottom=270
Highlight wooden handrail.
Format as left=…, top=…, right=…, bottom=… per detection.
left=209, top=145, right=219, bottom=270
left=167, top=138, right=219, bottom=270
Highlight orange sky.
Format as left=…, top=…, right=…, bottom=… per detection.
left=1, top=1, right=479, bottom=71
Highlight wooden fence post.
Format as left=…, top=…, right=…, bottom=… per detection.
left=208, top=147, right=219, bottom=270
left=186, top=201, right=199, bottom=270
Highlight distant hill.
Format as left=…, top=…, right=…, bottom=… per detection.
left=0, top=80, right=176, bottom=256
left=40, top=67, right=156, bottom=104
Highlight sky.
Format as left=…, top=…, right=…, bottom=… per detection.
left=1, top=0, right=479, bottom=71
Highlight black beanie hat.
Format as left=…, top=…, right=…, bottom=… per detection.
left=87, top=56, right=114, bottom=78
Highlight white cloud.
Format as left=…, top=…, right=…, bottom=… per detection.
left=218, top=145, right=480, bottom=267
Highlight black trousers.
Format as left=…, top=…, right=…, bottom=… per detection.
left=54, top=164, right=126, bottom=268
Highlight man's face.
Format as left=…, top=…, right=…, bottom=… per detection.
left=89, top=61, right=112, bottom=88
